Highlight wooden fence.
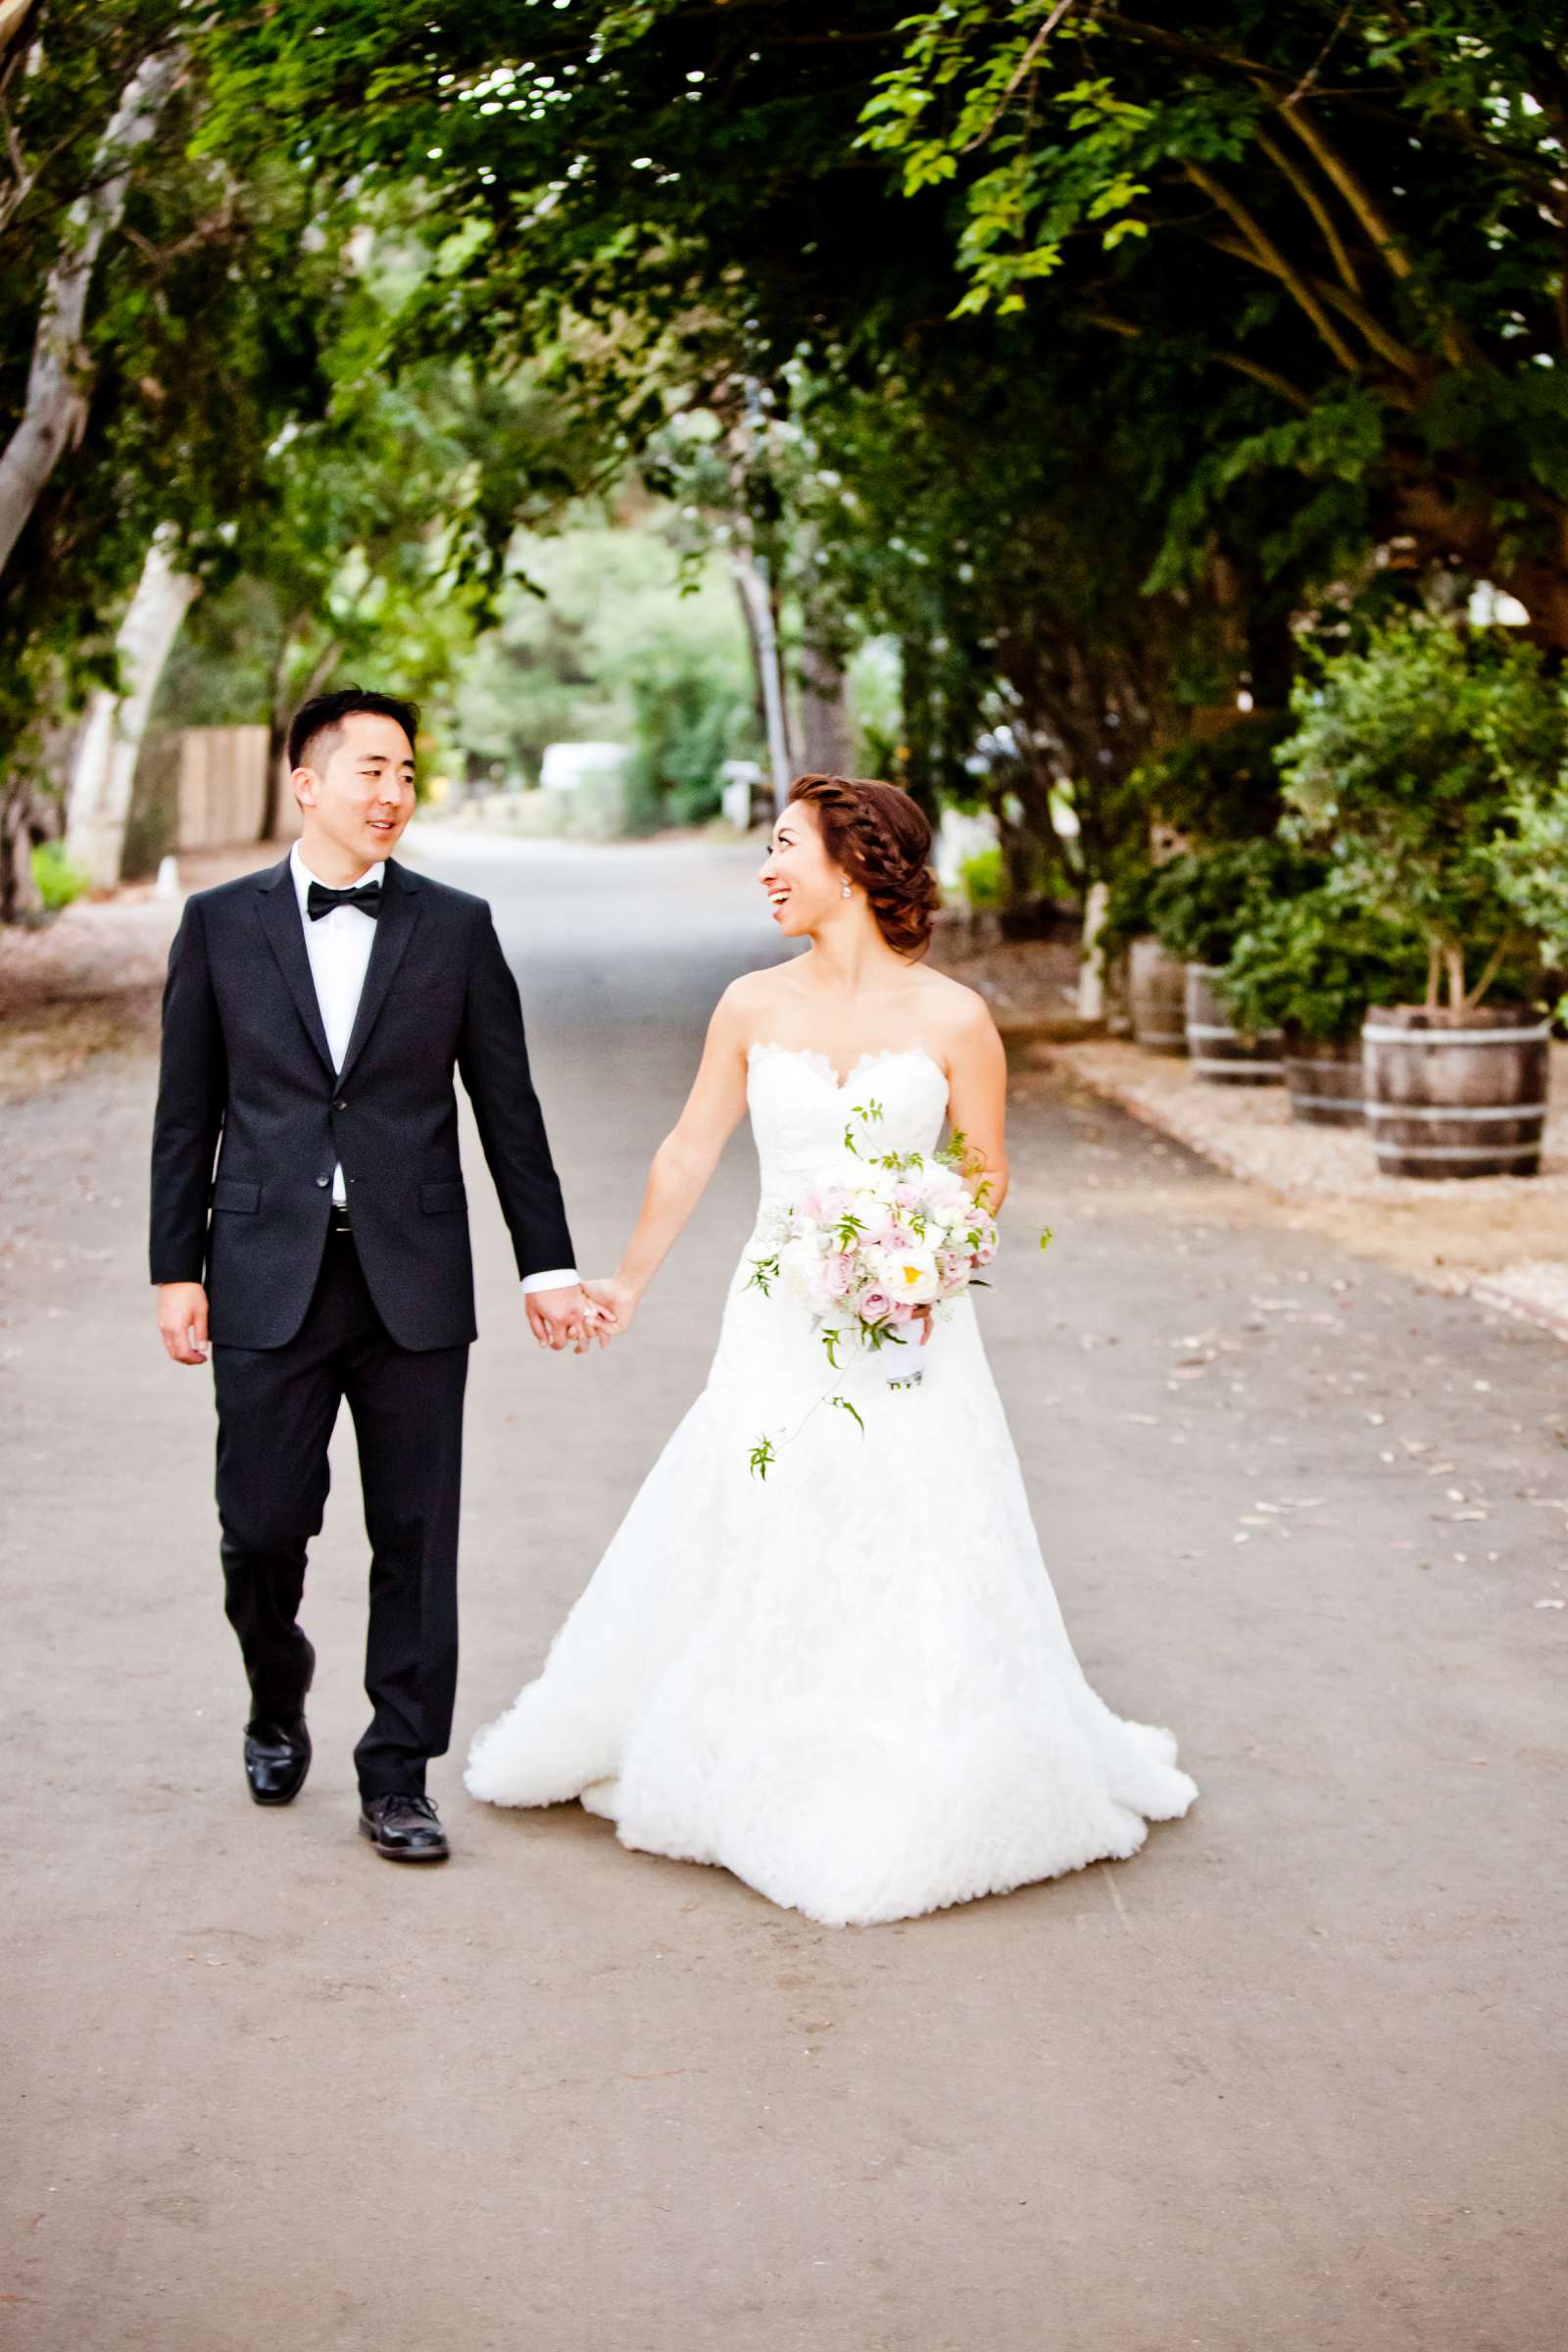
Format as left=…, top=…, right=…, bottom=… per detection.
left=125, top=726, right=298, bottom=874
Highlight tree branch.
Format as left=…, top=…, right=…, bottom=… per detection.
left=1251, top=125, right=1362, bottom=294
left=1079, top=306, right=1313, bottom=409
left=1203, top=227, right=1425, bottom=378
left=1273, top=97, right=1471, bottom=368
left=960, top=0, right=1078, bottom=154
left=1184, top=162, right=1362, bottom=373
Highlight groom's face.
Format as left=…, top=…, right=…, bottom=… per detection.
left=293, top=712, right=416, bottom=869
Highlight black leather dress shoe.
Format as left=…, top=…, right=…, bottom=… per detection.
left=243, top=1638, right=315, bottom=1806
left=359, top=1792, right=450, bottom=1863
left=244, top=1713, right=312, bottom=1805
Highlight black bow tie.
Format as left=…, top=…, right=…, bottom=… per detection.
left=307, top=879, right=382, bottom=922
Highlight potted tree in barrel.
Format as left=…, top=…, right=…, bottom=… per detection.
left=1220, top=886, right=1431, bottom=1126
left=1102, top=862, right=1186, bottom=1054
left=1106, top=717, right=1290, bottom=1059
left=1145, top=838, right=1323, bottom=1084
left=1279, top=616, right=1565, bottom=1177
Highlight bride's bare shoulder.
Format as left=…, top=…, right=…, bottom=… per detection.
left=909, top=963, right=999, bottom=1047
left=712, top=965, right=798, bottom=1038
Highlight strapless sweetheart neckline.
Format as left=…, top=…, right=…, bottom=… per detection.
left=746, top=1040, right=948, bottom=1094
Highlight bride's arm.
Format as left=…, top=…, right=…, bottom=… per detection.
left=582, top=989, right=753, bottom=1335
left=944, top=994, right=1010, bottom=1216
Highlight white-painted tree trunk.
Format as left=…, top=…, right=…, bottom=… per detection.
left=1077, top=878, right=1110, bottom=1020
left=0, top=45, right=182, bottom=580
left=65, top=525, right=198, bottom=888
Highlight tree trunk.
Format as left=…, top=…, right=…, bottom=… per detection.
left=0, top=780, right=44, bottom=919
left=1077, top=879, right=1110, bottom=1019
left=731, top=554, right=793, bottom=814
left=0, top=45, right=182, bottom=581
left=796, top=635, right=853, bottom=777
left=64, top=524, right=198, bottom=888
left=263, top=627, right=341, bottom=838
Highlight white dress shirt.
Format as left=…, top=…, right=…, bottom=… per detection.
left=290, top=843, right=577, bottom=1295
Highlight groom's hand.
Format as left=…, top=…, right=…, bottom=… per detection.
left=158, top=1282, right=210, bottom=1365
left=525, top=1283, right=598, bottom=1354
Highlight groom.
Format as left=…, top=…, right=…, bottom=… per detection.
left=150, top=688, right=599, bottom=1863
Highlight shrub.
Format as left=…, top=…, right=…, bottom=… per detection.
left=1098, top=861, right=1157, bottom=963
left=1219, top=888, right=1435, bottom=1044
left=1130, top=712, right=1292, bottom=847
left=1278, top=617, right=1568, bottom=1007
left=956, top=847, right=1004, bottom=908
left=31, top=841, right=89, bottom=911
left=1491, top=770, right=1568, bottom=976
left=1144, top=839, right=1325, bottom=969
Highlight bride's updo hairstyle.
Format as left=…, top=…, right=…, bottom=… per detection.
left=786, top=774, right=940, bottom=957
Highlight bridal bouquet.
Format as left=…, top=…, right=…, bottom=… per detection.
left=747, top=1107, right=999, bottom=1413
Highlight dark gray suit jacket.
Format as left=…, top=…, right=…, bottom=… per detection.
left=149, top=855, right=574, bottom=1351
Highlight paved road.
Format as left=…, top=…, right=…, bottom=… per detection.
left=3, top=832, right=1564, bottom=2352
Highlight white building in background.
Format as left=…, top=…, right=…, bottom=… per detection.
left=538, top=741, right=629, bottom=794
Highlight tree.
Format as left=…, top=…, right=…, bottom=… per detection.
left=0, top=36, right=183, bottom=575
left=862, top=2, right=1568, bottom=647
left=1278, top=615, right=1568, bottom=1005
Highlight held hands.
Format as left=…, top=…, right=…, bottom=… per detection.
left=525, top=1278, right=639, bottom=1353
left=525, top=1283, right=605, bottom=1354
left=158, top=1282, right=210, bottom=1365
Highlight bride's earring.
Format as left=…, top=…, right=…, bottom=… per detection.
left=841, top=879, right=853, bottom=899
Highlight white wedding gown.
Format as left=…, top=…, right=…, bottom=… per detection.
left=466, top=1043, right=1198, bottom=1925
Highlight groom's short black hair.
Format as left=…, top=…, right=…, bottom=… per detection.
left=287, top=687, right=420, bottom=774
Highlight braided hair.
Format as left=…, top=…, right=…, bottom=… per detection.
left=786, top=775, right=940, bottom=956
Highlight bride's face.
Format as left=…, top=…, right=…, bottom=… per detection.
left=759, top=803, right=847, bottom=938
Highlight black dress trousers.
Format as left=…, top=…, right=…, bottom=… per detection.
left=212, top=1228, right=468, bottom=1798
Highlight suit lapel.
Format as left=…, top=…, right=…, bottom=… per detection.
left=335, top=858, right=422, bottom=1086
left=255, top=858, right=335, bottom=1077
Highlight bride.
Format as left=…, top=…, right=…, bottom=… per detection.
left=466, top=774, right=1198, bottom=1925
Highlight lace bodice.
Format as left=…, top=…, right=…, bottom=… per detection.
left=746, top=1043, right=952, bottom=1209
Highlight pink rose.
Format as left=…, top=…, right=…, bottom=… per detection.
left=824, top=1253, right=856, bottom=1298
left=889, top=1299, right=918, bottom=1324
left=894, top=1185, right=920, bottom=1210
left=818, top=1187, right=850, bottom=1222
left=859, top=1289, right=893, bottom=1324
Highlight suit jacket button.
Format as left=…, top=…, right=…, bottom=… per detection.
left=333, top=1098, right=348, bottom=1112
left=316, top=1174, right=330, bottom=1188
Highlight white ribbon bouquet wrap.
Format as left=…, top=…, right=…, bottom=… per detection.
left=744, top=1102, right=1003, bottom=1477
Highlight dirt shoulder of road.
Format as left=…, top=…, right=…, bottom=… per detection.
left=0, top=846, right=281, bottom=1106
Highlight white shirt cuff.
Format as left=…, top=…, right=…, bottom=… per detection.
left=520, top=1267, right=580, bottom=1296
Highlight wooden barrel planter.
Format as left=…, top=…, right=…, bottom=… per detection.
left=1362, top=1004, right=1550, bottom=1178
left=1283, top=1034, right=1364, bottom=1128
left=1128, top=936, right=1188, bottom=1054
left=1184, top=963, right=1283, bottom=1085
